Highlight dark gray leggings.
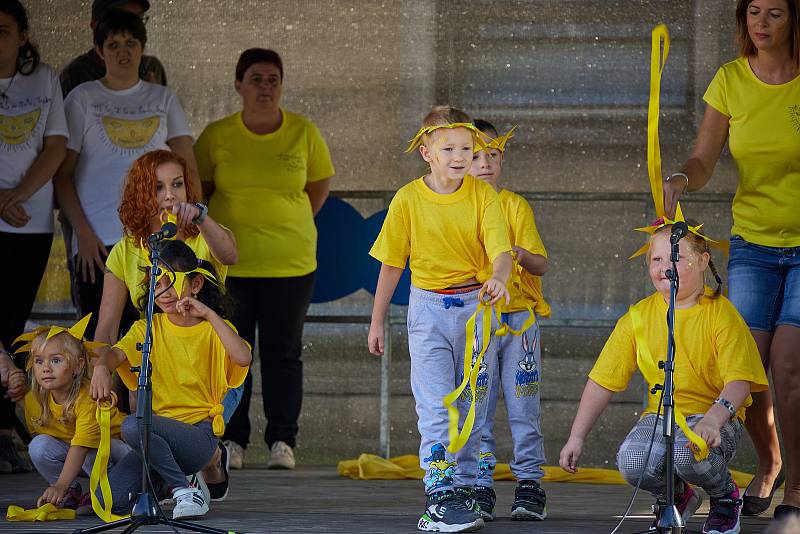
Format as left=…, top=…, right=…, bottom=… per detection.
left=106, top=415, right=217, bottom=513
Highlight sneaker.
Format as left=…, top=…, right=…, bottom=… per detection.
left=61, top=483, right=83, bottom=509
left=187, top=472, right=211, bottom=507
left=172, top=487, right=209, bottom=519
left=267, top=441, right=295, bottom=470
left=418, top=489, right=484, bottom=532
left=511, top=480, right=547, bottom=521
left=0, top=434, right=32, bottom=473
left=474, top=486, right=496, bottom=521
left=703, top=487, right=741, bottom=534
left=76, top=491, right=95, bottom=516
left=675, top=481, right=703, bottom=523
left=207, top=441, right=230, bottom=501
left=223, top=439, right=244, bottom=470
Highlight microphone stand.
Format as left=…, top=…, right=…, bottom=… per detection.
left=75, top=235, right=241, bottom=534
left=634, top=234, right=698, bottom=534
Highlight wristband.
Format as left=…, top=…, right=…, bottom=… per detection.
left=192, top=203, right=208, bottom=225
left=666, top=172, right=689, bottom=193
left=713, top=397, right=736, bottom=419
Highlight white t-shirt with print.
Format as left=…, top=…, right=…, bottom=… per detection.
left=0, top=63, right=68, bottom=234
left=64, top=79, right=191, bottom=255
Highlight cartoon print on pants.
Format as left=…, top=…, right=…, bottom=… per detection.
left=515, top=330, right=540, bottom=398
left=459, top=327, right=490, bottom=403
left=478, top=450, right=495, bottom=480
left=424, top=443, right=456, bottom=491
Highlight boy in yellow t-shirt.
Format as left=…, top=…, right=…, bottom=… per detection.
left=90, top=240, right=251, bottom=520
left=368, top=106, right=512, bottom=533
left=559, top=225, right=768, bottom=534
left=470, top=119, right=550, bottom=522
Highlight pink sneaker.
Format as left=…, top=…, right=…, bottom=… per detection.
left=675, top=481, right=703, bottom=523
left=703, top=486, right=741, bottom=534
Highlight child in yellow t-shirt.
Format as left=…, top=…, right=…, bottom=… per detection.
left=368, top=106, right=512, bottom=533
left=470, top=119, right=550, bottom=522
left=0, top=320, right=128, bottom=511
left=91, top=240, right=251, bottom=520
left=559, top=224, right=768, bottom=534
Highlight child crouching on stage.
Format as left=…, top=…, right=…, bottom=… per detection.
left=368, top=106, right=512, bottom=532
left=0, top=317, right=128, bottom=511
left=559, top=222, right=768, bottom=534
left=470, top=119, right=550, bottom=522
left=91, top=240, right=251, bottom=519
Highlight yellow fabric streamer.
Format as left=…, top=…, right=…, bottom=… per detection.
left=336, top=453, right=755, bottom=488
left=405, top=122, right=492, bottom=154
left=6, top=503, right=76, bottom=521
left=90, top=393, right=129, bottom=523
left=648, top=24, right=670, bottom=219
left=629, top=305, right=709, bottom=461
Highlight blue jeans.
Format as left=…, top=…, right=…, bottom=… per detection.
left=221, top=384, right=244, bottom=424
left=728, top=235, right=800, bottom=331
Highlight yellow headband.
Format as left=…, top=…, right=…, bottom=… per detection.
left=158, top=264, right=219, bottom=297
left=475, top=125, right=517, bottom=153
left=405, top=122, right=492, bottom=154
left=630, top=25, right=725, bottom=260
left=13, top=313, right=106, bottom=355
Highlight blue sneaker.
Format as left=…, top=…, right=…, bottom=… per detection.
left=418, top=489, right=484, bottom=532
left=511, top=480, right=547, bottom=521
left=474, top=486, right=496, bottom=521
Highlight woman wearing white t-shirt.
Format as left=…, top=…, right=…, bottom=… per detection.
left=0, top=0, right=68, bottom=472
left=54, top=9, right=199, bottom=340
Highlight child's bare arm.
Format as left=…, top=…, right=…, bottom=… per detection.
left=512, top=246, right=549, bottom=276
left=90, top=346, right=127, bottom=400
left=559, top=379, right=615, bottom=473
left=368, top=264, right=404, bottom=356
left=483, top=251, right=512, bottom=305
left=206, top=312, right=252, bottom=367
left=693, top=380, right=750, bottom=448
left=37, top=445, right=90, bottom=507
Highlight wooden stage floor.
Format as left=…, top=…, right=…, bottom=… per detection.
left=0, top=466, right=778, bottom=533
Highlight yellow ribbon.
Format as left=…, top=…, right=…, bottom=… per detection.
left=6, top=503, right=75, bottom=521
left=629, top=305, right=709, bottom=461
left=648, top=24, right=670, bottom=219
left=405, top=122, right=492, bottom=154
left=90, top=392, right=129, bottom=523
left=210, top=404, right=225, bottom=437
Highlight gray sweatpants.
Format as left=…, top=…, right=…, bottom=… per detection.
left=105, top=415, right=217, bottom=513
left=408, top=285, right=499, bottom=494
left=617, top=413, right=743, bottom=499
left=477, top=313, right=545, bottom=485
left=29, top=433, right=130, bottom=485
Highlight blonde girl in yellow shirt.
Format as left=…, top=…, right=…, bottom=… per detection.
left=90, top=240, right=251, bottom=519
left=0, top=322, right=127, bottom=511
left=559, top=225, right=768, bottom=534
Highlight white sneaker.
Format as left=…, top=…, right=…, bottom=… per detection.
left=223, top=439, right=244, bottom=470
left=267, top=441, right=295, bottom=470
left=187, top=472, right=211, bottom=505
left=172, top=487, right=209, bottom=519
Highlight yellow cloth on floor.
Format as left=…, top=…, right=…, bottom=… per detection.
left=6, top=503, right=76, bottom=521
left=337, top=453, right=754, bottom=488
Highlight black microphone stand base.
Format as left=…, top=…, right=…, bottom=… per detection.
left=72, top=491, right=244, bottom=534
left=631, top=502, right=702, bottom=534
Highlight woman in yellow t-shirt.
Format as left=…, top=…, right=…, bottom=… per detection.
left=560, top=225, right=768, bottom=533
left=0, top=320, right=127, bottom=511
left=194, top=48, right=335, bottom=470
left=663, top=0, right=799, bottom=518
left=90, top=240, right=251, bottom=520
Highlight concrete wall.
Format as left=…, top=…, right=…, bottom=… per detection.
left=25, top=0, right=759, bottom=469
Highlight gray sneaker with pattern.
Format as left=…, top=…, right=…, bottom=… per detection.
left=418, top=489, right=484, bottom=532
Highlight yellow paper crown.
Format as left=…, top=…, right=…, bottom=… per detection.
left=158, top=261, right=219, bottom=297
left=631, top=24, right=726, bottom=260
left=477, top=125, right=517, bottom=153
left=13, top=313, right=106, bottom=355
left=405, top=122, right=492, bottom=154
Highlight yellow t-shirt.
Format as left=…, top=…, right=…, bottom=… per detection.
left=477, top=189, right=550, bottom=315
left=704, top=56, right=800, bottom=247
left=194, top=109, right=335, bottom=278
left=589, top=292, right=768, bottom=420
left=369, top=175, right=511, bottom=290
left=23, top=385, right=125, bottom=448
left=115, top=315, right=249, bottom=435
left=106, top=233, right=229, bottom=311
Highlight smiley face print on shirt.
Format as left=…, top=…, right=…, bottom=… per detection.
left=0, top=108, right=41, bottom=147
left=101, top=115, right=160, bottom=150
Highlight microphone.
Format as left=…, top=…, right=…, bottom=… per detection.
left=148, top=222, right=177, bottom=243
left=670, top=221, right=689, bottom=244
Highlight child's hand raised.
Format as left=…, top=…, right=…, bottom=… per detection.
left=176, top=296, right=211, bottom=319
left=481, top=277, right=510, bottom=305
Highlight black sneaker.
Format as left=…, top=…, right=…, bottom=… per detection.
left=474, top=486, right=496, bottom=521
left=418, top=489, right=484, bottom=532
left=207, top=441, right=230, bottom=501
left=511, top=480, right=547, bottom=521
